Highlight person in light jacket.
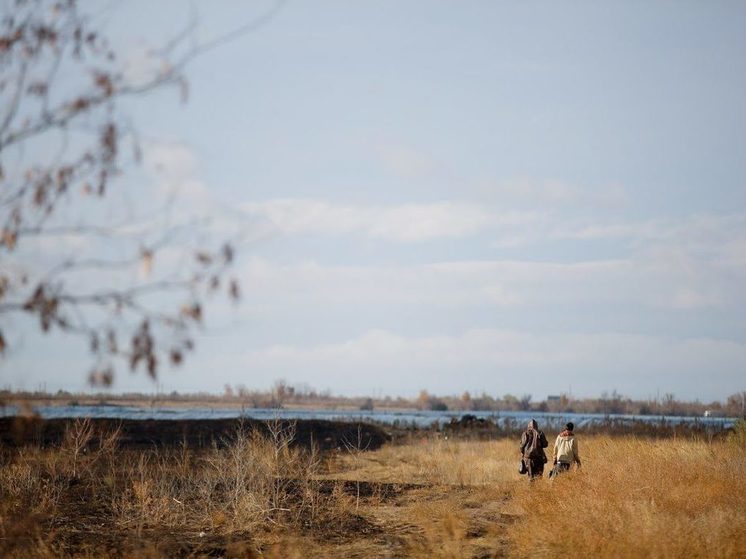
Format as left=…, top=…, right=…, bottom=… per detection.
left=519, top=419, right=549, bottom=479
left=551, top=422, right=581, bottom=477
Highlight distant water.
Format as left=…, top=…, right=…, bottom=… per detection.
left=0, top=404, right=737, bottom=430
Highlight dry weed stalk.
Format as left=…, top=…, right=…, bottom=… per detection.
left=342, top=423, right=372, bottom=510
left=62, top=417, right=121, bottom=479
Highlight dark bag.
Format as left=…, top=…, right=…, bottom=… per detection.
left=518, top=459, right=527, bottom=475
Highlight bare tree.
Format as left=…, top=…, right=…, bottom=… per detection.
left=0, top=0, right=280, bottom=385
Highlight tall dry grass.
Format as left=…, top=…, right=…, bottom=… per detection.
left=505, top=433, right=746, bottom=558
left=333, top=436, right=518, bottom=486
left=0, top=418, right=360, bottom=557
left=330, top=429, right=746, bottom=558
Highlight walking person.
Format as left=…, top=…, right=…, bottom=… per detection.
left=519, top=419, right=549, bottom=479
left=550, top=422, right=581, bottom=478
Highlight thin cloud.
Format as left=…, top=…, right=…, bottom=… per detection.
left=235, top=247, right=743, bottom=313
left=475, top=177, right=629, bottom=210
left=240, top=199, right=540, bottom=242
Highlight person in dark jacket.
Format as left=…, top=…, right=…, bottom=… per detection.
left=519, top=418, right=549, bottom=479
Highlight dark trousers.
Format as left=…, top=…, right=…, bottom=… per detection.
left=549, top=462, right=571, bottom=478
left=526, top=458, right=545, bottom=479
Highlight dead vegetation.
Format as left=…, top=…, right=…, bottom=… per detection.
left=1, top=419, right=745, bottom=558
left=503, top=426, right=746, bottom=558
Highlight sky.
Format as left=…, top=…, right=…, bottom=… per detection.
left=3, top=0, right=746, bottom=401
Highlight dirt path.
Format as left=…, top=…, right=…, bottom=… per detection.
left=310, top=461, right=518, bottom=558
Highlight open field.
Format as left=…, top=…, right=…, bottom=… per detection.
left=1, top=419, right=745, bottom=558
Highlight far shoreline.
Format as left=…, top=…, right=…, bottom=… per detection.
left=2, top=389, right=740, bottom=420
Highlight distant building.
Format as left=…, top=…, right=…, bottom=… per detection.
left=547, top=395, right=561, bottom=403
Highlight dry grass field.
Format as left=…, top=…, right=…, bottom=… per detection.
left=1, top=419, right=745, bottom=558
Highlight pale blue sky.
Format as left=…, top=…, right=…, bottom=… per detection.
left=4, top=0, right=746, bottom=400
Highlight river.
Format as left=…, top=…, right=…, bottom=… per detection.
left=0, top=404, right=737, bottom=430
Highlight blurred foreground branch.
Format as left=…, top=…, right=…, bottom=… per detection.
left=0, top=0, right=279, bottom=384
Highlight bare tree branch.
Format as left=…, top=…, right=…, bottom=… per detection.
left=0, top=0, right=272, bottom=385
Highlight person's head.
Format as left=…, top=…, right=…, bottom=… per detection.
left=528, top=418, right=538, bottom=430
left=565, top=422, right=574, bottom=432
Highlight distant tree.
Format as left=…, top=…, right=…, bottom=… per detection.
left=0, top=0, right=281, bottom=385
left=359, top=397, right=374, bottom=411
left=416, top=389, right=448, bottom=411
left=502, top=393, right=519, bottom=410
left=272, top=379, right=290, bottom=408
left=518, top=394, right=532, bottom=411
left=417, top=390, right=431, bottom=410
left=638, top=402, right=652, bottom=415
left=601, top=389, right=625, bottom=415
left=559, top=393, right=572, bottom=412
left=726, top=391, right=746, bottom=417
left=236, top=384, right=250, bottom=400
left=472, top=392, right=498, bottom=411
left=662, top=393, right=676, bottom=415
left=427, top=398, right=448, bottom=412
left=460, top=390, right=473, bottom=410
left=223, top=384, right=234, bottom=399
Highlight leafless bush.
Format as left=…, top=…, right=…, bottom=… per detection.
left=342, top=423, right=371, bottom=511
left=59, top=417, right=121, bottom=478
left=108, top=419, right=326, bottom=537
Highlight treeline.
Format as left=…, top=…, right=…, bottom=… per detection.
left=2, top=383, right=744, bottom=418
left=434, top=390, right=745, bottom=418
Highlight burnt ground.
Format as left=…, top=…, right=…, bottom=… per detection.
left=0, top=416, right=391, bottom=451
left=2, top=470, right=511, bottom=559
left=0, top=412, right=730, bottom=452
left=0, top=416, right=516, bottom=557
